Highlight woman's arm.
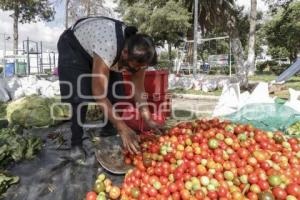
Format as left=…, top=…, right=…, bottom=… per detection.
left=131, top=69, right=163, bottom=134
left=92, top=54, right=140, bottom=154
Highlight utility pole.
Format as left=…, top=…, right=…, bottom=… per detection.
left=1, top=33, right=10, bottom=57
left=193, top=0, right=199, bottom=76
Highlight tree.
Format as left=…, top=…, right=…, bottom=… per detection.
left=0, top=0, right=55, bottom=54
left=121, top=0, right=191, bottom=61
left=65, top=0, right=70, bottom=29
left=66, top=0, right=115, bottom=26
left=264, top=1, right=300, bottom=62
left=246, top=0, right=257, bottom=76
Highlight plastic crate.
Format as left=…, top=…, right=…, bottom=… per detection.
left=122, top=70, right=169, bottom=96
left=122, top=106, right=166, bottom=132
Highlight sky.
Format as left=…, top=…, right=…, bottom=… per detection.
left=0, top=0, right=268, bottom=52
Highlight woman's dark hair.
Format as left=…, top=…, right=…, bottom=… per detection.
left=125, top=33, right=157, bottom=66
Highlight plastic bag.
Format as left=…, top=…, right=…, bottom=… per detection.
left=285, top=88, right=300, bottom=113
left=0, top=79, right=10, bottom=102
left=223, top=103, right=300, bottom=132
left=201, top=80, right=217, bottom=92
left=244, top=82, right=275, bottom=105
left=213, top=83, right=240, bottom=116
left=4, top=77, right=22, bottom=100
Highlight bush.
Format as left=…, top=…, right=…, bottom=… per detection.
left=223, top=66, right=236, bottom=75
left=270, top=64, right=290, bottom=75
left=256, top=61, right=278, bottom=73
left=155, top=60, right=173, bottom=70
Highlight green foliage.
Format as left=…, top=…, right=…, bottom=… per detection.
left=0, top=0, right=55, bottom=23
left=156, top=60, right=173, bottom=70
left=122, top=0, right=191, bottom=46
left=0, top=172, right=19, bottom=196
left=270, top=64, right=290, bottom=75
left=0, top=102, right=7, bottom=120
left=268, top=47, right=290, bottom=60
left=256, top=60, right=278, bottom=73
left=0, top=127, right=42, bottom=168
left=263, top=1, right=300, bottom=61
left=159, top=50, right=176, bottom=61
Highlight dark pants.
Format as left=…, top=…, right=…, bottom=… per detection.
left=57, top=29, right=125, bottom=146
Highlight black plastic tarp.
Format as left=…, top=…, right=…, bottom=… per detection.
left=2, top=123, right=124, bottom=200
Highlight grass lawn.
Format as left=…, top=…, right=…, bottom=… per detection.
left=169, top=88, right=222, bottom=96
left=0, top=102, right=7, bottom=119
left=249, top=74, right=300, bottom=91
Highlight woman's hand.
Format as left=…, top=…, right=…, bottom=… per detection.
left=118, top=125, right=141, bottom=155
left=145, top=119, right=164, bottom=135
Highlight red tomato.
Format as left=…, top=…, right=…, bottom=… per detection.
left=159, top=186, right=170, bottom=197
left=258, top=180, right=269, bottom=191
left=286, top=183, right=300, bottom=196
left=207, top=191, right=218, bottom=199
left=86, top=192, right=97, bottom=200
left=248, top=174, right=258, bottom=184
left=195, top=190, right=205, bottom=199
left=247, top=192, right=258, bottom=200
left=175, top=180, right=185, bottom=191
left=218, top=186, right=228, bottom=197
left=172, top=192, right=180, bottom=200
left=272, top=187, right=287, bottom=199
left=180, top=189, right=191, bottom=200
left=168, top=183, right=178, bottom=193
left=148, top=187, right=158, bottom=197
left=237, top=148, right=249, bottom=159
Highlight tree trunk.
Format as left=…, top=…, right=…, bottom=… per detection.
left=13, top=5, right=19, bottom=55
left=168, top=43, right=172, bottom=61
left=86, top=0, right=91, bottom=16
left=229, top=30, right=247, bottom=85
left=65, top=0, right=70, bottom=29
left=246, top=0, right=257, bottom=76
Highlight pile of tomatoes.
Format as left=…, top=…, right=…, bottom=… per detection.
left=121, top=118, right=300, bottom=200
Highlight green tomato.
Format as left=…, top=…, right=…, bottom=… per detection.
left=240, top=175, right=248, bottom=184
left=286, top=195, right=298, bottom=200
left=131, top=187, right=140, bottom=198
left=250, top=184, right=261, bottom=193
left=266, top=131, right=274, bottom=138
left=210, top=179, right=219, bottom=187
left=207, top=184, right=216, bottom=191
left=96, top=194, right=106, bottom=200
left=200, top=176, right=210, bottom=186
left=208, top=139, right=219, bottom=149
left=185, top=181, right=193, bottom=190
left=201, top=159, right=208, bottom=166
left=93, top=182, right=105, bottom=194
left=268, top=175, right=281, bottom=187
left=191, top=177, right=200, bottom=185
left=209, top=169, right=216, bottom=175
left=192, top=183, right=201, bottom=191
left=97, top=174, right=106, bottom=182
left=216, top=133, right=225, bottom=140
left=153, top=181, right=161, bottom=190
left=169, top=174, right=174, bottom=182
left=224, top=171, right=234, bottom=181
left=226, top=148, right=234, bottom=155
left=224, top=138, right=233, bottom=145
left=238, top=133, right=247, bottom=141
left=225, top=125, right=234, bottom=132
